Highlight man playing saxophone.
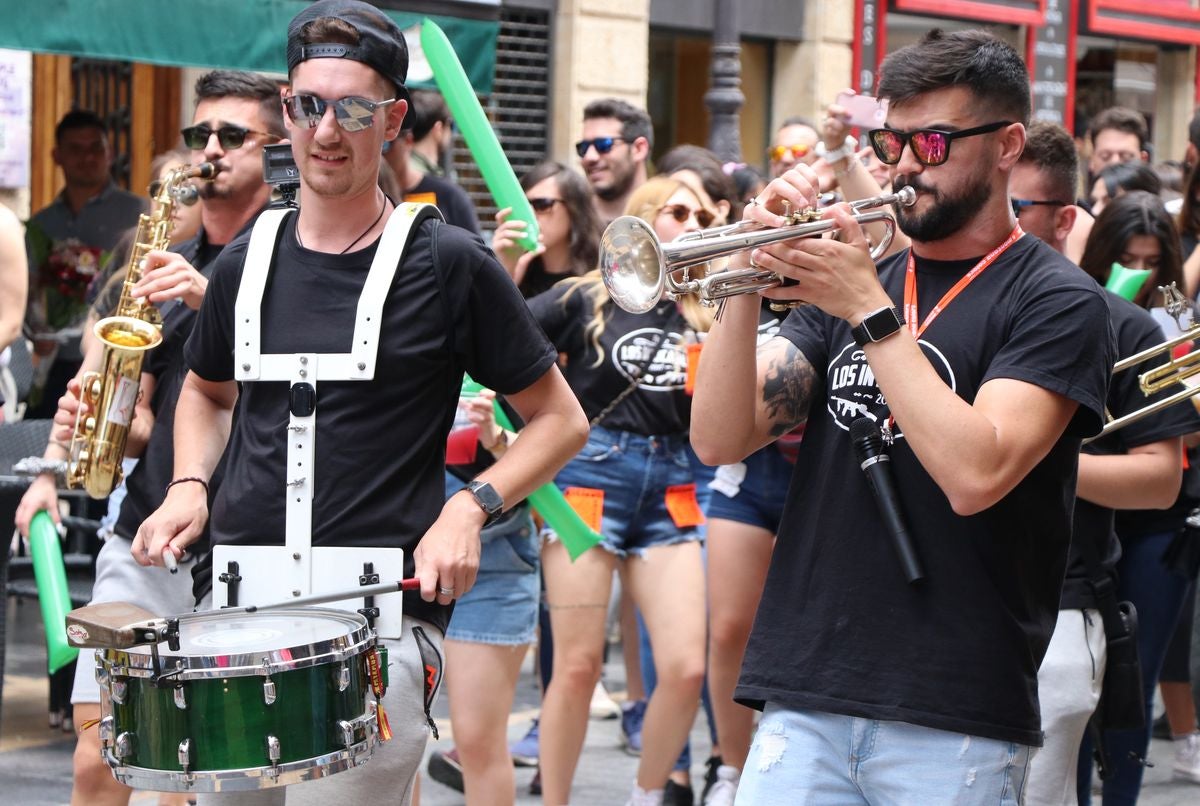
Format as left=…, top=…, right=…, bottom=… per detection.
left=14, top=69, right=283, bottom=806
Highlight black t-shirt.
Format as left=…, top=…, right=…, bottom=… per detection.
left=528, top=281, right=697, bottom=436
left=407, top=174, right=480, bottom=235
left=519, top=260, right=579, bottom=299
left=1063, top=294, right=1200, bottom=609
left=114, top=228, right=234, bottom=546
left=738, top=234, right=1114, bottom=747
left=184, top=212, right=557, bottom=631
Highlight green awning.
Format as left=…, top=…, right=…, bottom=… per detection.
left=0, top=0, right=499, bottom=94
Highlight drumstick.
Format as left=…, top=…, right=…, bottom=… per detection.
left=162, top=548, right=178, bottom=574
left=238, top=578, right=423, bottom=614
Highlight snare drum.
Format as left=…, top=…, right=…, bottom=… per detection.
left=96, top=607, right=379, bottom=792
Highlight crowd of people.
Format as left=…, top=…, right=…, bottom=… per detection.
left=4, top=3, right=1200, bottom=806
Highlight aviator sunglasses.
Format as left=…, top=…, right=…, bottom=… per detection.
left=659, top=204, right=716, bottom=228
left=575, top=136, right=627, bottom=158
left=868, top=120, right=1012, bottom=167
left=283, top=94, right=397, bottom=133
left=181, top=123, right=276, bottom=150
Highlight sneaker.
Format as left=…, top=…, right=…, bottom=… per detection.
left=621, top=699, right=647, bottom=756
left=663, top=779, right=694, bottom=806
left=510, top=719, right=539, bottom=767
left=702, top=765, right=740, bottom=806
left=529, top=767, right=542, bottom=796
left=699, top=755, right=724, bottom=803
left=1174, top=731, right=1200, bottom=784
left=590, top=679, right=622, bottom=720
left=1153, top=712, right=1173, bottom=741
left=426, top=748, right=464, bottom=793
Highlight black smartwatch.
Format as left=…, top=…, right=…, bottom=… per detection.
left=465, top=480, right=504, bottom=524
left=851, top=306, right=904, bottom=347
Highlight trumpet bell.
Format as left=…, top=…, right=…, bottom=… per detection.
left=600, top=216, right=666, bottom=314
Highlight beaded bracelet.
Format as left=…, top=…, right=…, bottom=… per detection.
left=165, top=476, right=209, bottom=496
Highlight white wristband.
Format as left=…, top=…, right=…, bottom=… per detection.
left=815, top=136, right=858, bottom=164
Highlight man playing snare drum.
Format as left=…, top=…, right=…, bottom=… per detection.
left=134, top=2, right=587, bottom=804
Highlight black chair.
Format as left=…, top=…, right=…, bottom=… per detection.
left=0, top=419, right=101, bottom=730
left=1, top=337, right=36, bottom=422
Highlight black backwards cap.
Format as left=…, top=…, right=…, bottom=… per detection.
left=286, top=0, right=415, bottom=130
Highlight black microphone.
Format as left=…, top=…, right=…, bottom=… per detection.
left=849, top=417, right=925, bottom=584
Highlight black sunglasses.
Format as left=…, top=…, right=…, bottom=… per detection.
left=1011, top=198, right=1067, bottom=217
left=575, top=136, right=627, bottom=158
left=868, top=121, right=1012, bottom=167
left=181, top=123, right=275, bottom=150
left=659, top=204, right=716, bottom=228
left=528, top=197, right=563, bottom=213
left=284, top=94, right=396, bottom=133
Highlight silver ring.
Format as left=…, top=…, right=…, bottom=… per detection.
left=438, top=585, right=455, bottom=597
left=748, top=197, right=760, bottom=208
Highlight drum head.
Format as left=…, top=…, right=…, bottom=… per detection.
left=171, top=609, right=363, bottom=655
left=103, top=607, right=372, bottom=678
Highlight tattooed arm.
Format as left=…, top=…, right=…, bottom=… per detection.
left=691, top=293, right=818, bottom=464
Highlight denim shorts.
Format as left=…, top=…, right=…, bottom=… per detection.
left=544, top=425, right=702, bottom=559
left=706, top=442, right=792, bottom=533
left=444, top=474, right=540, bottom=645
left=737, top=704, right=1033, bottom=805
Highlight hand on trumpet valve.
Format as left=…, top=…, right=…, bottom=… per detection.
left=743, top=164, right=825, bottom=227
left=755, top=203, right=892, bottom=323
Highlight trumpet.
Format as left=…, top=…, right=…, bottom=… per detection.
left=600, top=187, right=916, bottom=314
left=1089, top=284, right=1200, bottom=441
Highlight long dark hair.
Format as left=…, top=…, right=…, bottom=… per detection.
left=1178, top=161, right=1200, bottom=241
left=1079, top=190, right=1183, bottom=310
left=520, top=161, right=602, bottom=276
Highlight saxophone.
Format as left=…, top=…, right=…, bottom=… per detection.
left=67, top=162, right=219, bottom=498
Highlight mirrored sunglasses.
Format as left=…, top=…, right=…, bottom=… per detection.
left=283, top=94, right=397, bottom=133
left=659, top=204, right=716, bottom=228
left=868, top=121, right=1011, bottom=167
left=181, top=124, right=275, bottom=150
left=528, top=197, right=563, bottom=213
left=575, top=136, right=627, bottom=158
left=768, top=144, right=810, bottom=162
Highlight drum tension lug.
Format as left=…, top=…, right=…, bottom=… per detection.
left=266, top=734, right=281, bottom=780
left=262, top=658, right=277, bottom=706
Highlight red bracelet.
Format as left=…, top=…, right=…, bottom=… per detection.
left=165, top=477, right=209, bottom=497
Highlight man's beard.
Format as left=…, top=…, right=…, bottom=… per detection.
left=594, top=159, right=637, bottom=202
left=893, top=170, right=992, bottom=243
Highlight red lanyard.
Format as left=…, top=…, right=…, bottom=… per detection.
left=902, top=225, right=1024, bottom=340
left=884, top=225, right=1024, bottom=440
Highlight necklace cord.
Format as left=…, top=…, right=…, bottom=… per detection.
left=295, top=195, right=389, bottom=254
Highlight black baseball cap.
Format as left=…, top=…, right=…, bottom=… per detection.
left=287, top=0, right=415, bottom=130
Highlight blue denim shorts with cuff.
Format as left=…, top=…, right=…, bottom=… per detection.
left=543, top=425, right=702, bottom=559
left=705, top=442, right=792, bottom=533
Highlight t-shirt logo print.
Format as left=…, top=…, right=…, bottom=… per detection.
left=611, top=327, right=688, bottom=391
left=825, top=338, right=956, bottom=439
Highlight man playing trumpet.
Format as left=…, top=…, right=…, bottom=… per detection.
left=691, top=29, right=1113, bottom=803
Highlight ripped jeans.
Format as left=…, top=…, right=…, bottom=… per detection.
left=735, top=704, right=1034, bottom=805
